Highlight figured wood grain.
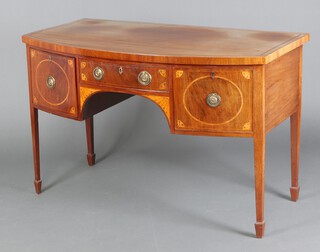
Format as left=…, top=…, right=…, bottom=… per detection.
left=30, top=49, right=78, bottom=118
left=79, top=58, right=169, bottom=92
left=142, top=95, right=170, bottom=124
left=22, top=19, right=309, bottom=65
left=79, top=86, right=170, bottom=125
left=173, top=67, right=253, bottom=133
left=79, top=86, right=102, bottom=110
left=265, top=47, right=301, bottom=132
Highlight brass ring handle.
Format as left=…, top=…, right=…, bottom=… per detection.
left=46, top=76, right=56, bottom=89
left=138, top=71, right=152, bottom=86
left=93, top=66, right=104, bottom=80
left=206, top=93, right=221, bottom=107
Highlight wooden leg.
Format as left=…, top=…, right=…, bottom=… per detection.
left=30, top=107, right=41, bottom=194
left=85, top=117, right=96, bottom=166
left=254, top=132, right=266, bottom=238
left=290, top=110, right=301, bottom=201
left=252, top=65, right=266, bottom=238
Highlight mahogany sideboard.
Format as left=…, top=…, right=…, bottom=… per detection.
left=22, top=19, right=310, bottom=238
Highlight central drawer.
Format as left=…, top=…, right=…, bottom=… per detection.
left=79, top=58, right=169, bottom=92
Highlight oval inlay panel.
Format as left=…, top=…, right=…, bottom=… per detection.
left=35, top=60, right=70, bottom=106
left=182, top=75, right=243, bottom=125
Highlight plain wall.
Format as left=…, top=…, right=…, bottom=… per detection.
left=0, top=0, right=319, bottom=250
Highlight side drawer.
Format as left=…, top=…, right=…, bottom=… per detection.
left=30, top=49, right=77, bottom=118
left=79, top=58, right=169, bottom=92
left=173, top=67, right=253, bottom=133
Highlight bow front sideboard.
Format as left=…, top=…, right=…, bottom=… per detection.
left=22, top=19, right=310, bottom=238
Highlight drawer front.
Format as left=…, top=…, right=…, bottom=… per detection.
left=79, top=59, right=169, bottom=92
left=30, top=49, right=77, bottom=117
left=173, top=67, right=253, bottom=132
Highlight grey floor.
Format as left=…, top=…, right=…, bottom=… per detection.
left=1, top=97, right=320, bottom=252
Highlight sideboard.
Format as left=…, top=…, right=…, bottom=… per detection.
left=22, top=19, right=310, bottom=238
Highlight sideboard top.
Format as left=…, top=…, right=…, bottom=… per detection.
left=22, top=19, right=310, bottom=65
